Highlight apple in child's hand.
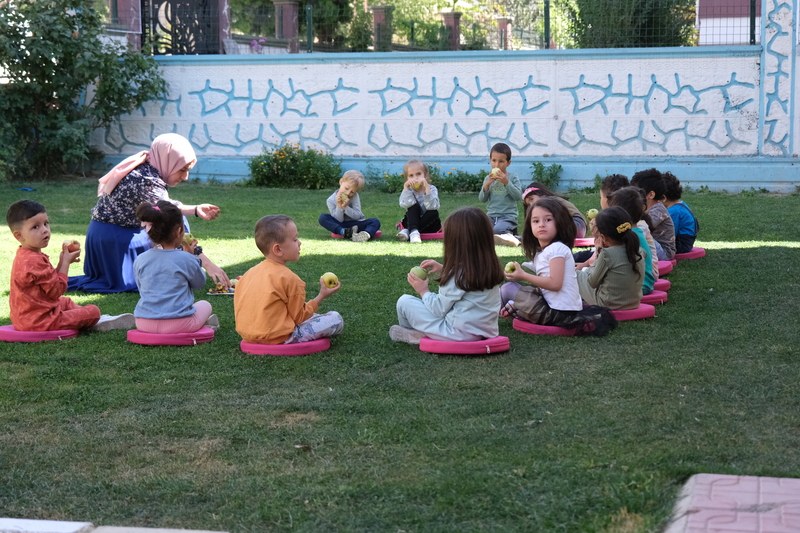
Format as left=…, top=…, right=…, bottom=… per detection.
left=63, top=239, right=80, bottom=253
left=490, top=168, right=501, bottom=177
left=586, top=209, right=599, bottom=220
left=322, top=272, right=339, bottom=288
left=412, top=181, right=423, bottom=191
left=339, top=194, right=348, bottom=202
left=410, top=266, right=428, bottom=280
left=504, top=262, right=516, bottom=273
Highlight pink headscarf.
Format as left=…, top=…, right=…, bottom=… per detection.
left=97, top=134, right=197, bottom=196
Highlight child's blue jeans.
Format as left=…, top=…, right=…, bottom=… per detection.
left=319, top=214, right=381, bottom=237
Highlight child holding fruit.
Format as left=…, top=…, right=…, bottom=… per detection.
left=521, top=182, right=587, bottom=238
left=478, top=143, right=523, bottom=247
left=631, top=168, right=676, bottom=261
left=575, top=207, right=644, bottom=310
left=604, top=187, right=655, bottom=295
left=235, top=215, right=343, bottom=345
left=390, top=207, right=504, bottom=344
left=318, top=170, right=381, bottom=242
left=501, top=197, right=616, bottom=336
left=132, top=201, right=218, bottom=333
left=396, top=159, right=442, bottom=243
left=6, top=200, right=134, bottom=332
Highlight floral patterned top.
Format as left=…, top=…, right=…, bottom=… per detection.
left=91, top=162, right=178, bottom=228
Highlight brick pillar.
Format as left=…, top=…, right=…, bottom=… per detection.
left=497, top=16, right=511, bottom=50
left=272, top=0, right=300, bottom=53
left=219, top=0, right=231, bottom=53
left=370, top=5, right=394, bottom=52
left=115, top=0, right=141, bottom=48
left=441, top=11, right=461, bottom=51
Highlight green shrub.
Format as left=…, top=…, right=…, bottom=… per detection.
left=530, top=161, right=563, bottom=190
left=347, top=5, right=373, bottom=51
left=0, top=0, right=166, bottom=179
left=246, top=143, right=343, bottom=189
left=370, top=163, right=487, bottom=193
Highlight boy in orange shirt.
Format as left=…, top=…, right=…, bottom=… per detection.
left=234, top=214, right=343, bottom=344
left=6, top=200, right=134, bottom=332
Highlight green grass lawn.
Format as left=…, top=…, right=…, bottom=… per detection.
left=1, top=180, right=799, bottom=532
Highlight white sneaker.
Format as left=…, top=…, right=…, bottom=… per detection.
left=389, top=325, right=425, bottom=345
left=204, top=314, right=220, bottom=332
left=409, top=230, right=422, bottom=244
left=494, top=233, right=520, bottom=247
left=90, top=313, right=135, bottom=332
left=396, top=228, right=410, bottom=242
left=352, top=229, right=371, bottom=242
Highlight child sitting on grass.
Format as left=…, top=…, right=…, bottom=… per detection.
left=396, top=159, right=441, bottom=244
left=235, top=215, right=343, bottom=345
left=631, top=168, right=676, bottom=261
left=390, top=207, right=504, bottom=344
left=576, top=207, right=644, bottom=310
left=502, top=197, right=616, bottom=336
left=318, top=170, right=381, bottom=242
left=133, top=201, right=218, bottom=333
left=478, top=142, right=523, bottom=247
left=6, top=200, right=133, bottom=332
left=662, top=172, right=699, bottom=254
left=606, top=187, right=656, bottom=295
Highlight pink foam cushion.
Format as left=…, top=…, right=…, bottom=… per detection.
left=610, top=304, right=656, bottom=321
left=573, top=237, right=595, bottom=247
left=512, top=318, right=577, bottom=337
left=396, top=222, right=444, bottom=240
left=127, top=327, right=215, bottom=346
left=641, top=290, right=668, bottom=305
left=653, top=278, right=671, bottom=291
left=675, top=247, right=706, bottom=260
left=0, top=324, right=79, bottom=342
left=331, top=230, right=382, bottom=239
left=240, top=338, right=330, bottom=356
left=658, top=260, right=674, bottom=275
left=419, top=336, right=510, bottom=355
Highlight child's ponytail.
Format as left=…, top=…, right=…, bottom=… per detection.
left=136, top=200, right=183, bottom=245
left=595, top=206, right=642, bottom=275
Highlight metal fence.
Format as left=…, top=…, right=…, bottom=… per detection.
left=99, top=0, right=761, bottom=54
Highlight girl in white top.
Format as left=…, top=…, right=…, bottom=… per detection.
left=396, top=160, right=442, bottom=244
left=501, top=197, right=616, bottom=336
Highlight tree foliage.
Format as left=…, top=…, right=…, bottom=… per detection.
left=0, top=0, right=167, bottom=179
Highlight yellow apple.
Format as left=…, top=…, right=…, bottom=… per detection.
left=586, top=209, right=599, bottom=220
left=322, top=272, right=339, bottom=288
left=410, top=266, right=428, bottom=280
left=490, top=168, right=500, bottom=176
left=504, top=262, right=516, bottom=273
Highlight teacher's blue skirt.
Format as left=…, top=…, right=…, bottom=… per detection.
left=68, top=220, right=153, bottom=293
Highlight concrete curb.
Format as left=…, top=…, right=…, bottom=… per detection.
left=0, top=519, right=227, bottom=533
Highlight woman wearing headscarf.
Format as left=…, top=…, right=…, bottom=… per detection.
left=68, top=134, right=230, bottom=293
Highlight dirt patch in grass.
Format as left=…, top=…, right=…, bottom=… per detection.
left=269, top=411, right=321, bottom=429
left=604, top=508, right=645, bottom=533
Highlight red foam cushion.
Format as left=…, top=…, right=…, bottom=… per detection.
left=641, top=290, right=668, bottom=305
left=331, top=230, right=382, bottom=239
left=675, top=247, right=706, bottom=260
left=0, top=325, right=79, bottom=342
left=573, top=237, right=595, bottom=247
left=512, top=318, right=577, bottom=337
left=127, top=327, right=215, bottom=346
left=658, top=261, right=674, bottom=275
left=396, top=222, right=444, bottom=240
left=419, top=336, right=509, bottom=355
left=610, top=304, right=656, bottom=321
left=240, top=338, right=330, bottom=356
left=653, top=279, right=671, bottom=291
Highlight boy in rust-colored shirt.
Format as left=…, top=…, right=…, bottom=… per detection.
left=6, top=200, right=134, bottom=332
left=234, top=214, right=343, bottom=344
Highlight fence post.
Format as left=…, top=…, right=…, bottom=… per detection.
left=410, top=20, right=416, bottom=45
left=750, top=0, right=756, bottom=45
left=441, top=11, right=462, bottom=51
left=497, top=16, right=511, bottom=50
left=271, top=0, right=300, bottom=53
left=370, top=5, right=394, bottom=52
left=544, top=0, right=550, bottom=49
left=306, top=4, right=313, bottom=52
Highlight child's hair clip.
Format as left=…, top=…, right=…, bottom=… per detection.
left=616, top=222, right=632, bottom=233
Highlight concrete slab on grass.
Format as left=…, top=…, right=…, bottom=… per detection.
left=664, top=473, right=800, bottom=533
left=92, top=526, right=226, bottom=533
left=0, top=519, right=93, bottom=533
